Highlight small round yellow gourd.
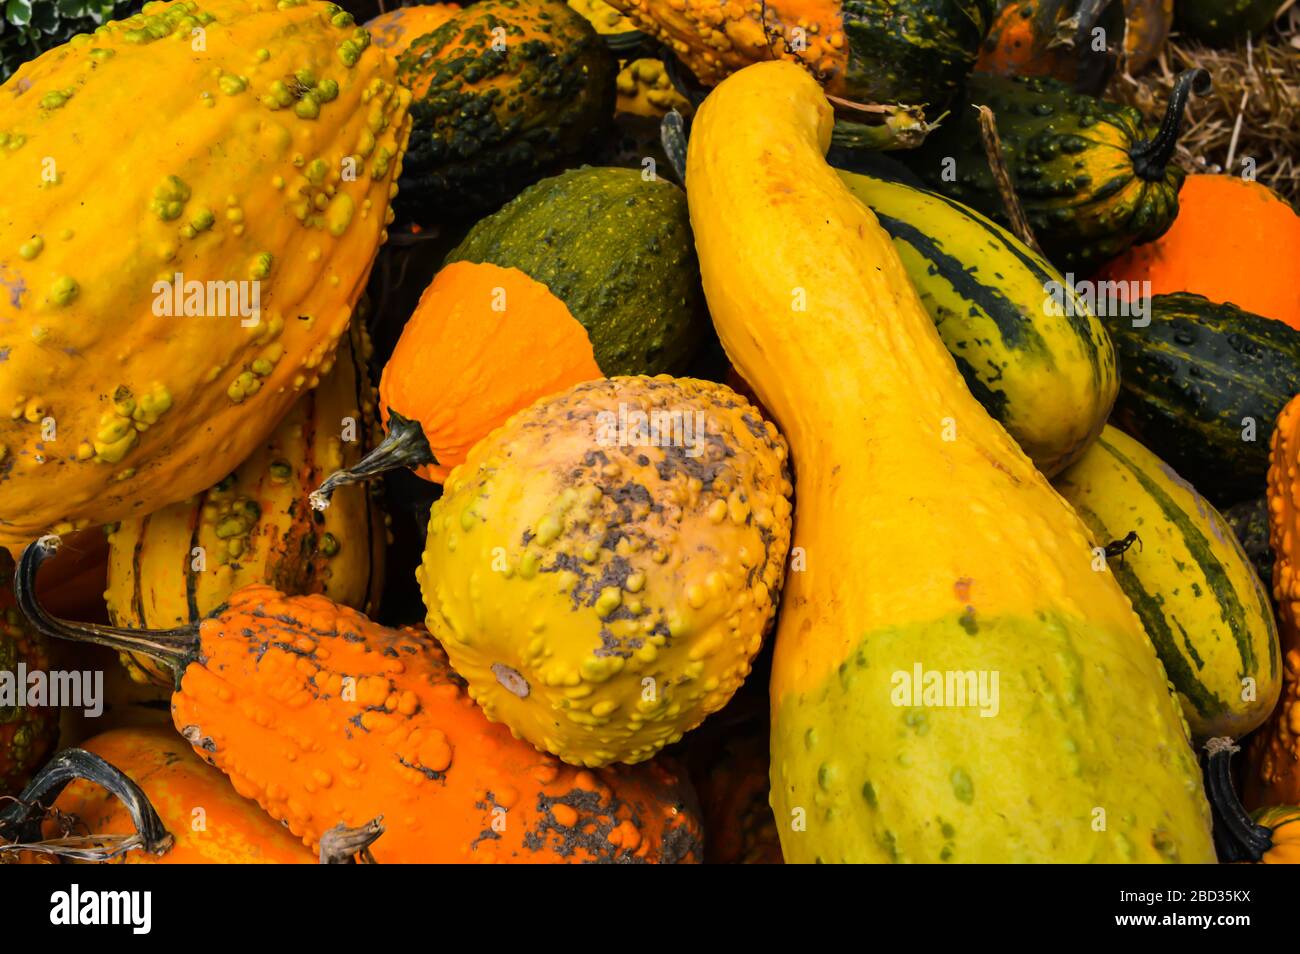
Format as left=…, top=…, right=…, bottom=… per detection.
left=417, top=375, right=793, bottom=767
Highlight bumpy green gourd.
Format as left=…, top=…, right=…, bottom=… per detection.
left=394, top=0, right=617, bottom=220
left=445, top=166, right=708, bottom=375
left=908, top=69, right=1207, bottom=273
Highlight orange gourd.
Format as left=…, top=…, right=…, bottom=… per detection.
left=1245, top=395, right=1300, bottom=808
left=1095, top=175, right=1300, bottom=329
left=372, top=262, right=600, bottom=485
left=45, top=726, right=318, bottom=864
left=15, top=540, right=703, bottom=864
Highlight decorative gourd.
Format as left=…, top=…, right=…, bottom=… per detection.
left=1244, top=397, right=1300, bottom=810
left=1205, top=738, right=1300, bottom=863
left=105, top=320, right=386, bottom=686
left=394, top=0, right=616, bottom=220
left=687, top=60, right=1213, bottom=862
left=365, top=2, right=460, bottom=52
left=1106, top=293, right=1300, bottom=508
left=908, top=69, right=1208, bottom=274
left=1094, top=176, right=1300, bottom=330
left=418, top=375, right=793, bottom=767
left=0, top=551, right=57, bottom=797
left=605, top=0, right=995, bottom=119
left=0, top=0, right=410, bottom=549
left=1175, top=0, right=1284, bottom=45
left=16, top=543, right=706, bottom=863
left=312, top=166, right=708, bottom=499
left=1053, top=425, right=1280, bottom=741
left=46, top=727, right=319, bottom=864
left=568, top=0, right=691, bottom=118
left=1225, top=497, right=1276, bottom=601
left=839, top=170, right=1116, bottom=476
left=974, top=0, right=1126, bottom=93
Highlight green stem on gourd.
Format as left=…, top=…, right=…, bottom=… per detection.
left=310, top=410, right=438, bottom=511
left=1131, top=69, right=1211, bottom=181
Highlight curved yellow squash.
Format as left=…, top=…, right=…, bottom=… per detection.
left=686, top=61, right=1214, bottom=863
left=106, top=320, right=387, bottom=684
left=0, top=0, right=410, bottom=546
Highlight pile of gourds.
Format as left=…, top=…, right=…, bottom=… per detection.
left=1, top=0, right=1298, bottom=865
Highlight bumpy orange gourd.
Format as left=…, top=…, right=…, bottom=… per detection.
left=1245, top=395, right=1300, bottom=808
left=0, top=0, right=410, bottom=547
left=16, top=546, right=704, bottom=864
left=46, top=726, right=318, bottom=864
left=1095, top=176, right=1300, bottom=329
left=365, top=3, right=461, bottom=52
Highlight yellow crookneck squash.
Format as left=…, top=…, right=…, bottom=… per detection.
left=0, top=0, right=410, bottom=547
left=104, top=319, right=386, bottom=685
left=686, top=60, right=1214, bottom=863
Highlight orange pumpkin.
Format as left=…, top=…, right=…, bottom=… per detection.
left=45, top=727, right=318, bottom=864
left=1095, top=175, right=1300, bottom=329
left=16, top=541, right=704, bottom=864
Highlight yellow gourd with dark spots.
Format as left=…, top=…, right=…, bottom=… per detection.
left=104, top=319, right=387, bottom=685
left=687, top=61, right=1213, bottom=862
left=418, top=376, right=793, bottom=767
left=0, top=0, right=409, bottom=547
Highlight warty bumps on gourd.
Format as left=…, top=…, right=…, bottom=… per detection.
left=0, top=0, right=409, bottom=547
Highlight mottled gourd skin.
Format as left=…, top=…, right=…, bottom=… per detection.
left=1244, top=395, right=1300, bottom=810
left=1176, top=0, right=1283, bottom=45
left=687, top=62, right=1214, bottom=863
left=49, top=726, right=318, bottom=864
left=0, top=553, right=57, bottom=797
left=1249, top=806, right=1300, bottom=863
left=567, top=0, right=691, bottom=118
left=838, top=170, right=1116, bottom=477
left=1106, top=293, right=1300, bottom=509
left=105, top=320, right=387, bottom=685
left=364, top=2, right=461, bottom=53
left=0, top=0, right=410, bottom=547
left=394, top=0, right=617, bottom=220
left=910, top=73, right=1185, bottom=274
left=605, top=0, right=991, bottom=114
left=445, top=166, right=708, bottom=377
left=418, top=376, right=793, bottom=767
left=1054, top=425, right=1280, bottom=741
left=172, top=589, right=704, bottom=862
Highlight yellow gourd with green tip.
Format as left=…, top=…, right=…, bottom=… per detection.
left=0, top=0, right=409, bottom=547
left=687, top=61, right=1214, bottom=863
left=417, top=375, right=793, bottom=767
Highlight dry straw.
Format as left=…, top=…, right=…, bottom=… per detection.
left=1108, top=1, right=1299, bottom=207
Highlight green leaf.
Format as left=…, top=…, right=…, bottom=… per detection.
left=5, top=0, right=34, bottom=28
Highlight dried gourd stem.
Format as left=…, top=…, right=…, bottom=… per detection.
left=1202, top=737, right=1272, bottom=863
left=319, top=817, right=385, bottom=864
left=660, top=110, right=688, bottom=185
left=311, top=410, right=437, bottom=511
left=973, top=105, right=1044, bottom=256
left=826, top=95, right=935, bottom=151
left=0, top=748, right=173, bottom=862
left=14, top=539, right=198, bottom=678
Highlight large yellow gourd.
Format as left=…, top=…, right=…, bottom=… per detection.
left=686, top=61, right=1214, bottom=863
left=0, top=0, right=409, bottom=546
